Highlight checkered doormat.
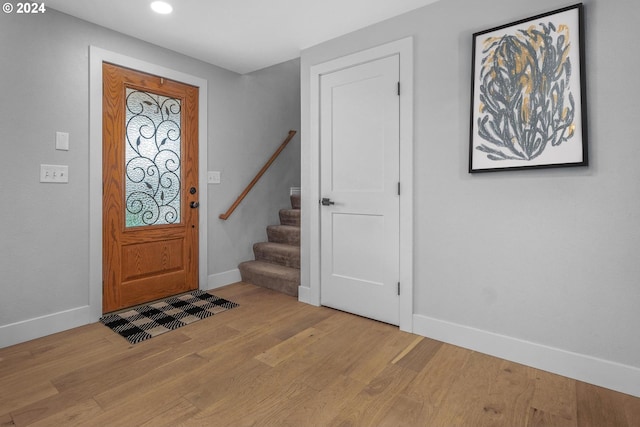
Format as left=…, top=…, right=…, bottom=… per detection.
left=100, top=290, right=238, bottom=344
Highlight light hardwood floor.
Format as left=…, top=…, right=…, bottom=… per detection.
left=1, top=282, right=639, bottom=426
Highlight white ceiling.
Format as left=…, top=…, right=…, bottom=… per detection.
left=47, top=0, right=441, bottom=74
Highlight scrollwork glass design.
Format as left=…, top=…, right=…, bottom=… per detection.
left=125, top=88, right=181, bottom=227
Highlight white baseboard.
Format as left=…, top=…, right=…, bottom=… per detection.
left=1, top=270, right=241, bottom=349
left=298, top=286, right=317, bottom=305
left=0, top=306, right=92, bottom=349
left=207, top=268, right=241, bottom=290
left=413, top=314, right=640, bottom=398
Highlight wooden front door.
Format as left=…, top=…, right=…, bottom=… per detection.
left=319, top=54, right=401, bottom=325
left=102, top=63, right=199, bottom=313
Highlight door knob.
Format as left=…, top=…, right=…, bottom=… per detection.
left=321, top=198, right=335, bottom=206
left=190, top=201, right=200, bottom=208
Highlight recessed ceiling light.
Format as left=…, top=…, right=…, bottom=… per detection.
left=150, top=1, right=173, bottom=14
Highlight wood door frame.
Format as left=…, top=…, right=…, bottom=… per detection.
left=303, top=37, right=414, bottom=332
left=89, top=47, right=208, bottom=320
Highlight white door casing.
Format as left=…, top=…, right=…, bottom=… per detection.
left=89, top=47, right=208, bottom=321
left=320, top=55, right=400, bottom=325
left=304, top=37, right=413, bottom=332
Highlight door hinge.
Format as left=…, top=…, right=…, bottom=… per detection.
left=397, top=81, right=400, bottom=96
left=397, top=182, right=401, bottom=196
left=397, top=282, right=400, bottom=296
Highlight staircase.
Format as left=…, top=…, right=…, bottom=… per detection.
left=238, top=194, right=300, bottom=297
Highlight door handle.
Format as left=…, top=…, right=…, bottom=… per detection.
left=190, top=201, right=200, bottom=209
left=321, top=198, right=335, bottom=206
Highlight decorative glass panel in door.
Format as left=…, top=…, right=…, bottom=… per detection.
left=125, top=88, right=181, bottom=227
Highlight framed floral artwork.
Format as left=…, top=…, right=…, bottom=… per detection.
left=469, top=4, right=587, bottom=172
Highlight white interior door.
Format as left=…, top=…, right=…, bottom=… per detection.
left=320, top=54, right=400, bottom=325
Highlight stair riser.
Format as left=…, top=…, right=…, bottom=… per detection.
left=239, top=262, right=299, bottom=297
left=267, top=226, right=300, bottom=245
left=290, top=194, right=301, bottom=210
left=254, top=245, right=300, bottom=269
left=279, top=209, right=301, bottom=226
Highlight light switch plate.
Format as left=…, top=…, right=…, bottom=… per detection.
left=207, top=171, right=221, bottom=184
left=56, top=132, right=69, bottom=151
left=40, top=164, right=69, bottom=183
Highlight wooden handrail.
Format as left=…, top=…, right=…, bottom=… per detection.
left=219, top=130, right=297, bottom=220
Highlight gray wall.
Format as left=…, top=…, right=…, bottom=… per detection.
left=301, top=0, right=640, bottom=371
left=209, top=59, right=301, bottom=276
left=0, top=9, right=300, bottom=329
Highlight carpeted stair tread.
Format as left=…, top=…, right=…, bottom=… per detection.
left=279, top=209, right=301, bottom=226
left=253, top=242, right=300, bottom=268
left=239, top=261, right=299, bottom=297
left=267, top=225, right=300, bottom=245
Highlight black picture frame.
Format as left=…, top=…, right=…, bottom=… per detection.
left=469, top=4, right=588, bottom=173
